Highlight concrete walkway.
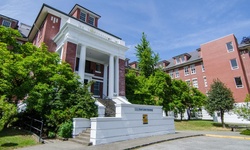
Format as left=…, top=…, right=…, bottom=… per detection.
left=18, top=131, right=250, bottom=150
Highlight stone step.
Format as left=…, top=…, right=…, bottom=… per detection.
left=70, top=138, right=92, bottom=146
left=70, top=128, right=91, bottom=146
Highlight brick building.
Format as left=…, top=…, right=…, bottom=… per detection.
left=28, top=4, right=128, bottom=99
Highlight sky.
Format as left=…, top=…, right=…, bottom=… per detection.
left=1, top=0, right=250, bottom=62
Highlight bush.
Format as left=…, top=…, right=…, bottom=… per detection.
left=240, top=129, right=250, bottom=136
left=57, top=121, right=73, bottom=138
left=48, top=131, right=56, bottom=138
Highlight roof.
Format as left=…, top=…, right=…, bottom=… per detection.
left=0, top=14, right=19, bottom=23
left=28, top=3, right=121, bottom=41
left=69, top=4, right=101, bottom=18
left=164, top=50, right=202, bottom=70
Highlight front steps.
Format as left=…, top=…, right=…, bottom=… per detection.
left=70, top=128, right=92, bottom=146
left=97, top=99, right=116, bottom=117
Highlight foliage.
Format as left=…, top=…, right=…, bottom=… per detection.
left=0, top=96, right=17, bottom=131
left=234, top=94, right=250, bottom=121
left=0, top=26, right=97, bottom=134
left=169, top=80, right=206, bottom=120
left=135, top=32, right=159, bottom=78
left=205, top=79, right=234, bottom=128
left=48, top=131, right=56, bottom=138
left=57, top=121, right=73, bottom=138
left=240, top=129, right=250, bottom=136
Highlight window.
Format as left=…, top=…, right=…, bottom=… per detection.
left=181, top=55, right=185, bottom=62
left=93, top=81, right=100, bottom=96
left=234, top=77, right=243, bottom=88
left=230, top=59, right=238, bottom=70
left=88, top=16, right=95, bottom=26
left=190, top=64, right=196, bottom=74
left=175, top=69, right=179, bottom=78
left=226, top=42, right=234, bottom=52
left=192, top=78, right=198, bottom=88
left=203, top=76, right=207, bottom=87
left=201, top=62, right=205, bottom=72
left=169, top=70, right=174, bottom=79
left=184, top=66, right=189, bottom=76
left=80, top=11, right=86, bottom=22
left=75, top=57, right=80, bottom=71
left=176, top=57, right=180, bottom=64
left=186, top=80, right=191, bottom=86
left=95, top=63, right=101, bottom=72
left=2, top=20, right=11, bottom=27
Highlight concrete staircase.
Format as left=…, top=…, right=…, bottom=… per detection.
left=70, top=128, right=92, bottom=146
left=98, top=99, right=116, bottom=117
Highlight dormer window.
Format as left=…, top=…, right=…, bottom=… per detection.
left=176, top=57, right=181, bottom=64
left=80, top=11, right=86, bottom=22
left=2, top=20, right=11, bottom=27
left=181, top=55, right=185, bottom=62
left=88, top=16, right=95, bottom=26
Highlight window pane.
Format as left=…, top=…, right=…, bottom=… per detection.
left=234, top=77, right=243, bottom=88
left=94, top=82, right=100, bottom=95
left=80, top=12, right=86, bottom=22
left=184, top=66, right=189, bottom=76
left=88, top=16, right=94, bottom=25
left=226, top=42, right=234, bottom=52
left=192, top=78, right=198, bottom=88
left=230, top=59, right=238, bottom=69
left=2, top=20, right=11, bottom=27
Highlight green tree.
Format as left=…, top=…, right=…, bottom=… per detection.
left=135, top=32, right=159, bottom=78
left=0, top=96, right=17, bottom=131
left=0, top=26, right=97, bottom=133
left=234, top=94, right=250, bottom=121
left=205, top=79, right=234, bottom=128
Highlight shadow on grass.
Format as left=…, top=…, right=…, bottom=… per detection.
left=1, top=142, right=18, bottom=147
left=0, top=128, right=33, bottom=137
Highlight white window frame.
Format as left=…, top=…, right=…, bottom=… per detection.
left=184, top=66, right=189, bottom=76
left=80, top=11, right=86, bottom=22
left=190, top=64, right=196, bottom=74
left=181, top=55, right=185, bottom=63
left=234, top=77, right=243, bottom=88
left=226, top=41, right=234, bottom=52
left=203, top=76, right=207, bottom=87
left=192, top=78, right=199, bottom=88
left=185, top=79, right=191, bottom=87
left=169, top=70, right=174, bottom=79
left=201, top=62, right=205, bottom=72
left=176, top=57, right=180, bottom=64
left=88, top=15, right=95, bottom=26
left=2, top=20, right=11, bottom=27
left=175, top=69, right=179, bottom=78
left=230, top=58, right=238, bottom=70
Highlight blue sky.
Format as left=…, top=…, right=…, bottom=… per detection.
left=1, top=0, right=250, bottom=62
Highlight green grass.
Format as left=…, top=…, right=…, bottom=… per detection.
left=175, top=120, right=230, bottom=131
left=0, top=128, right=38, bottom=150
left=240, top=129, right=250, bottom=136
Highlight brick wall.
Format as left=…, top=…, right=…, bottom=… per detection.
left=119, top=59, right=126, bottom=96
left=63, top=41, right=77, bottom=70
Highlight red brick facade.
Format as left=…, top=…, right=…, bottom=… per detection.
left=63, top=42, right=77, bottom=70
left=119, top=59, right=126, bottom=96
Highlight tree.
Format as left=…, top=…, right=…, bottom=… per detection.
left=135, top=32, right=159, bottom=78
left=0, top=26, right=97, bottom=133
left=205, top=79, right=234, bottom=128
left=234, top=94, right=250, bottom=121
left=0, top=95, right=17, bottom=131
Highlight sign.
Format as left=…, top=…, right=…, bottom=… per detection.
left=135, top=108, right=153, bottom=112
left=143, top=114, right=148, bottom=124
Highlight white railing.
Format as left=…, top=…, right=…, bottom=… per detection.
left=66, top=18, right=125, bottom=46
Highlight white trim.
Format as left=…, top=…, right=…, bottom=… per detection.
left=226, top=41, right=234, bottom=53
left=192, top=78, right=199, bottom=88
left=230, top=58, right=239, bottom=70
left=234, top=76, right=243, bottom=88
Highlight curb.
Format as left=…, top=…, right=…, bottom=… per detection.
left=125, top=134, right=204, bottom=150
left=205, top=134, right=250, bottom=140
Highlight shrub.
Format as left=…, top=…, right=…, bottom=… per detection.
left=240, top=129, right=250, bottom=136
left=57, top=121, right=73, bottom=138
left=48, top=131, right=56, bottom=138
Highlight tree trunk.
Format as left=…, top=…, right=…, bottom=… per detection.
left=220, top=110, right=225, bottom=128
left=187, top=108, right=191, bottom=120
left=180, top=111, right=183, bottom=121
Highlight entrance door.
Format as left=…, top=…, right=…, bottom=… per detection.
left=92, top=81, right=103, bottom=98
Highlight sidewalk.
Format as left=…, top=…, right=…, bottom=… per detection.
left=18, top=131, right=249, bottom=150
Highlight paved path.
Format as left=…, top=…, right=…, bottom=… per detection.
left=18, top=131, right=250, bottom=150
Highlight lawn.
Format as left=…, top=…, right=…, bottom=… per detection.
left=0, top=128, right=38, bottom=150
left=175, top=120, right=231, bottom=131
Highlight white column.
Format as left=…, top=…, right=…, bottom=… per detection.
left=115, top=56, right=119, bottom=96
left=78, top=45, right=86, bottom=83
left=103, top=64, right=108, bottom=97
left=108, top=54, right=114, bottom=98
